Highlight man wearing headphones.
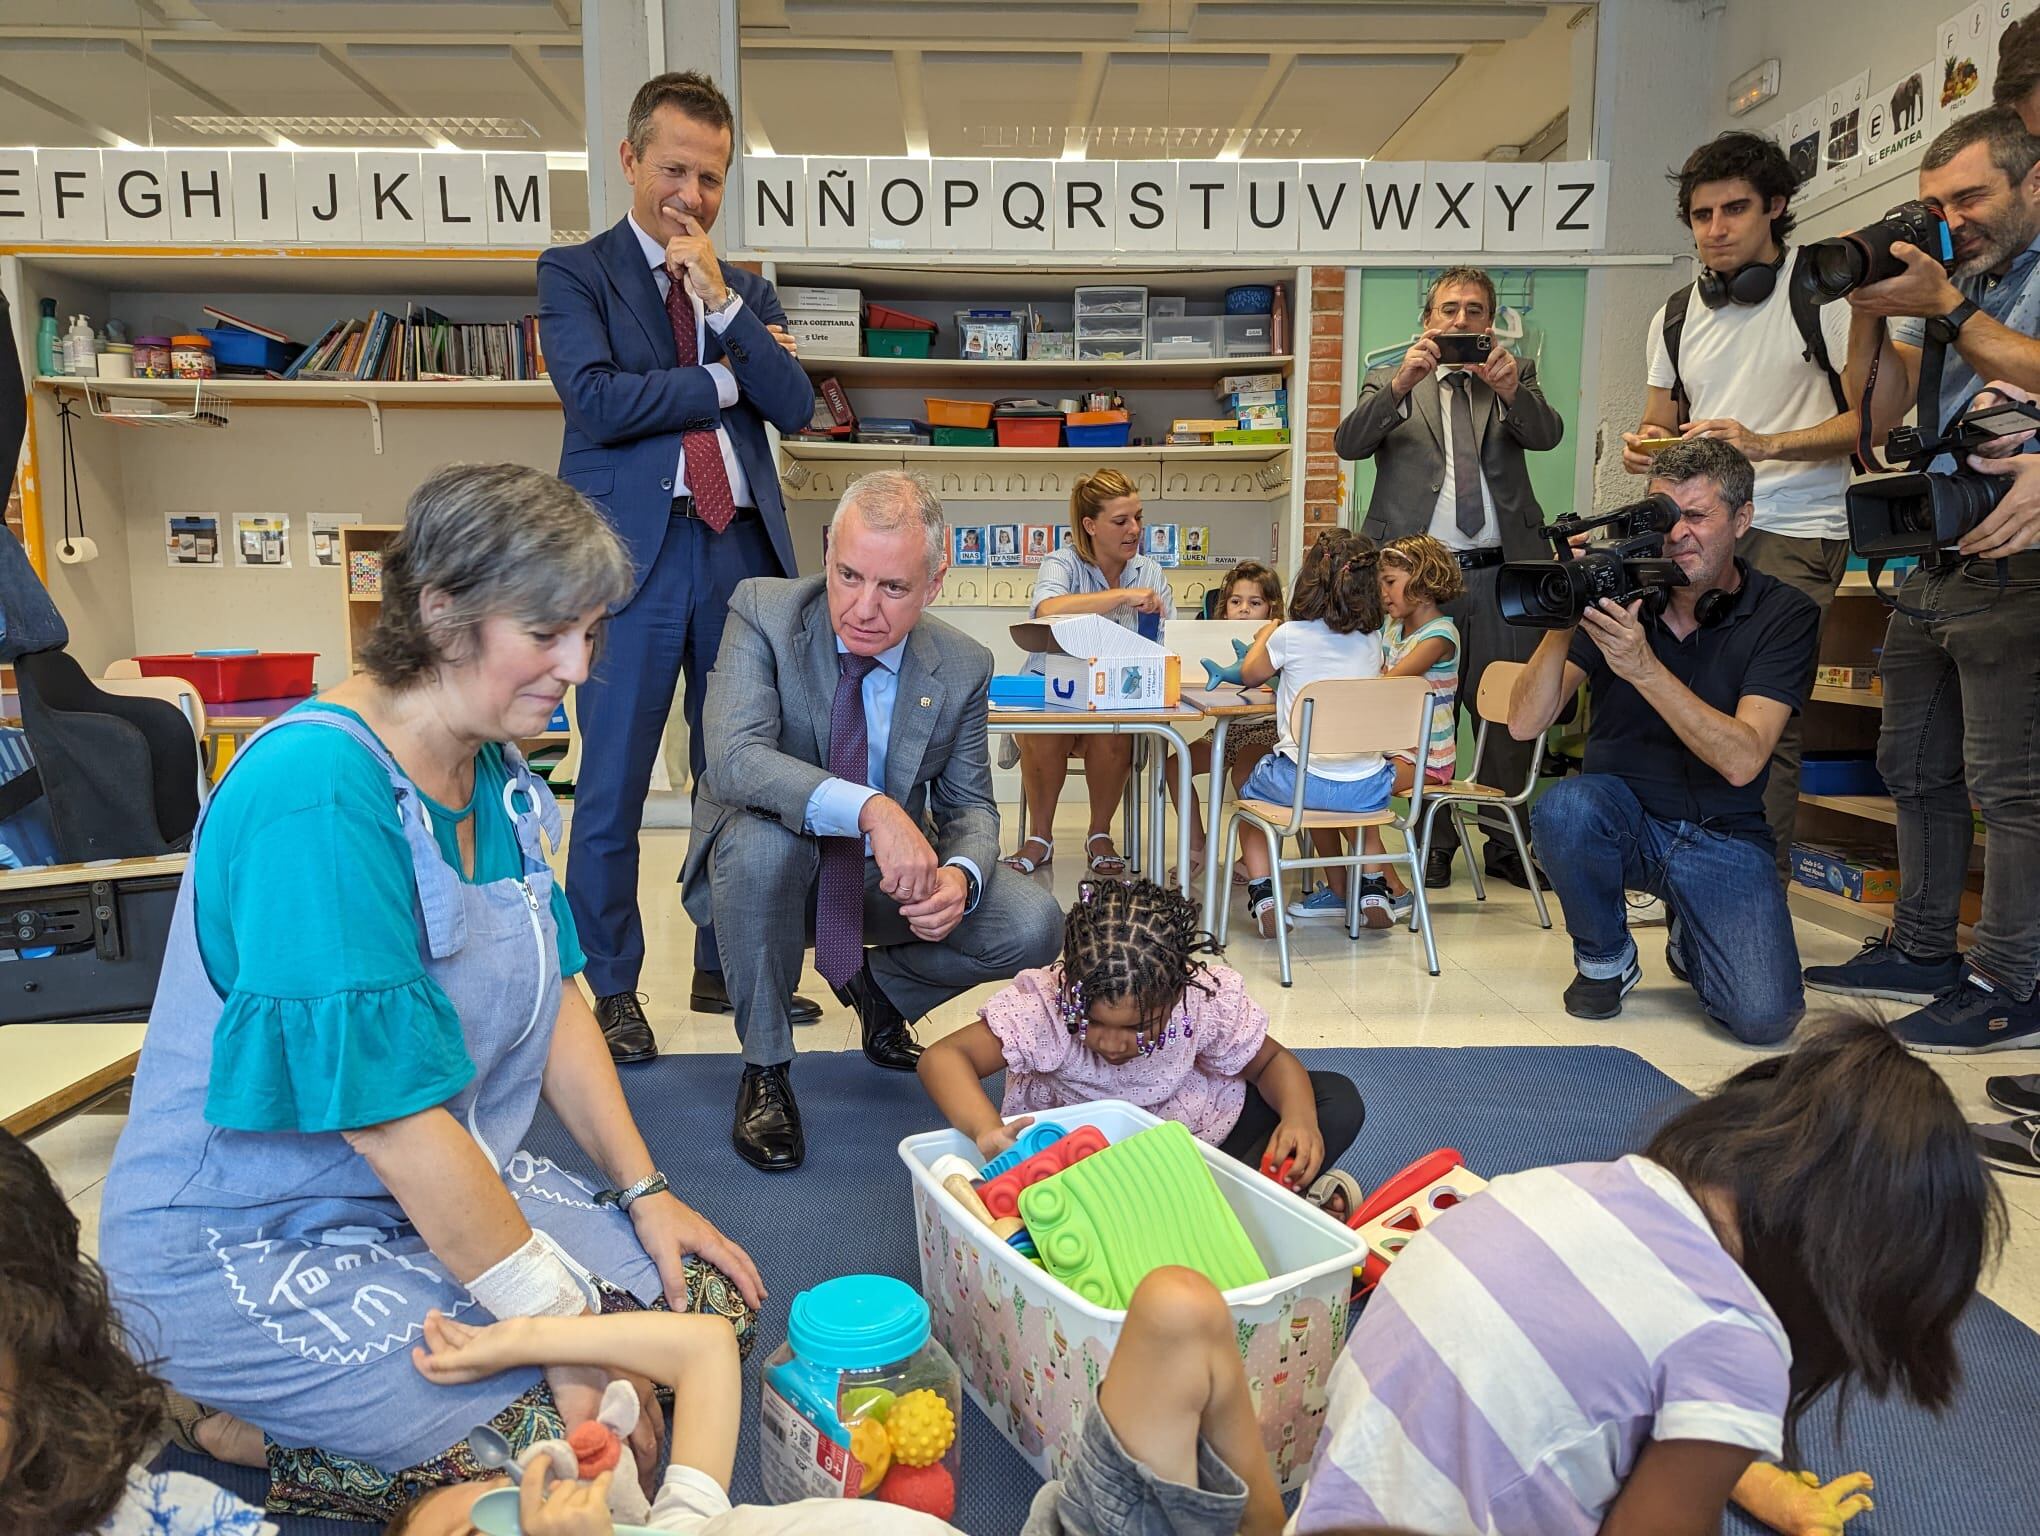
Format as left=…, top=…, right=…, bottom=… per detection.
left=1508, top=439, right=1820, bottom=1042
left=1621, top=132, right=1860, bottom=880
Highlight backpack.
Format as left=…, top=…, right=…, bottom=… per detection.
left=1662, top=247, right=1851, bottom=430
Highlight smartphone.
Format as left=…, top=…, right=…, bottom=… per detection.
left=1434, top=332, right=1494, bottom=365
left=1632, top=435, right=1684, bottom=455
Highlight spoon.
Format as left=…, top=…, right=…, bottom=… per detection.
left=469, top=1424, right=523, bottom=1485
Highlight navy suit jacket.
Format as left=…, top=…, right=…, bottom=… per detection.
left=537, top=217, right=815, bottom=596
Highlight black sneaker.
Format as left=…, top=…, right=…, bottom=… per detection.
left=1890, top=967, right=2040, bottom=1055
left=1973, top=1114, right=2040, bottom=1178
left=1803, top=934, right=1962, bottom=1004
left=1563, top=957, right=1642, bottom=1020
left=1987, top=1074, right=2040, bottom=1116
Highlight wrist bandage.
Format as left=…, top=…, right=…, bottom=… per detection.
left=468, top=1228, right=599, bottom=1319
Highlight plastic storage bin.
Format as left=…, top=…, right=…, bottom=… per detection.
left=924, top=398, right=996, bottom=430
left=1065, top=408, right=1132, bottom=449
left=1147, top=316, right=1221, bottom=359
left=901, top=1099, right=1366, bottom=1491
left=932, top=426, right=995, bottom=447
left=865, top=303, right=936, bottom=333
left=134, top=651, right=315, bottom=703
left=995, top=416, right=1062, bottom=448
left=1223, top=315, right=1275, bottom=357
left=867, top=328, right=935, bottom=358
left=760, top=1275, right=962, bottom=1517
left=199, top=327, right=297, bottom=374
left=1801, top=753, right=1889, bottom=796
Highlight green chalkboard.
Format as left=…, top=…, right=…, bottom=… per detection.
left=1344, top=266, right=1588, bottom=530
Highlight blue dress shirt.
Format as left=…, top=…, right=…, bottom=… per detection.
left=802, top=635, right=982, bottom=911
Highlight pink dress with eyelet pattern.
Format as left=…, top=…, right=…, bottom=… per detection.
left=979, top=962, right=1269, bottom=1142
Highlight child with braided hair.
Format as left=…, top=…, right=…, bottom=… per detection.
left=917, top=878, right=1365, bottom=1208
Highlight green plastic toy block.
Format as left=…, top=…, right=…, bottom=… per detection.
left=1018, top=1120, right=1268, bottom=1308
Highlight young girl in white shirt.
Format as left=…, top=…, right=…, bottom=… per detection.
left=1229, top=530, right=1393, bottom=938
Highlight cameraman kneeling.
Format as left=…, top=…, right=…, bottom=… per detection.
left=1508, top=438, right=1819, bottom=1038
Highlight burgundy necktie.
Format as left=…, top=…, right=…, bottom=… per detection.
left=664, top=276, right=738, bottom=533
left=816, top=651, right=880, bottom=988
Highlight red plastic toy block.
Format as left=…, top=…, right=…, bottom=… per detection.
left=978, top=1124, right=1109, bottom=1219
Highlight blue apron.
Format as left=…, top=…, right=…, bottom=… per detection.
left=99, top=709, right=660, bottom=1471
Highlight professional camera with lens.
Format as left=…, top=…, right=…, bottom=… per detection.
left=1799, top=200, right=1955, bottom=304
left=1498, top=493, right=1689, bottom=629
left=1847, top=400, right=2040, bottom=558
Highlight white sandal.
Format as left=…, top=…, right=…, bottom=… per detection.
left=1003, top=835, right=1054, bottom=874
left=1085, top=832, right=1128, bottom=877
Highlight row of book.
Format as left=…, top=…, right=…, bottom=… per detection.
left=284, top=307, right=546, bottom=383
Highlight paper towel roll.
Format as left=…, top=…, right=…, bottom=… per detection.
left=56, top=536, right=98, bottom=564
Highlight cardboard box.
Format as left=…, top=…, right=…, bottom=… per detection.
left=777, top=285, right=861, bottom=313
left=1012, top=614, right=1182, bottom=710
left=1218, top=371, right=1283, bottom=395
left=1815, top=664, right=1880, bottom=690
left=1791, top=842, right=1900, bottom=903
left=786, top=312, right=860, bottom=358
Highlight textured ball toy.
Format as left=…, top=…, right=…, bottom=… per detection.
left=848, top=1417, right=892, bottom=1495
left=875, top=1460, right=956, bottom=1520
left=840, top=1386, right=897, bottom=1423
left=885, top=1389, right=956, bottom=1468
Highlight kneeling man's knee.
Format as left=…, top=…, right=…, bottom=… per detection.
left=985, top=873, right=1066, bottom=973
left=1531, top=776, right=1620, bottom=844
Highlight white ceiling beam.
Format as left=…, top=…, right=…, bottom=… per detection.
left=1218, top=48, right=1293, bottom=160
left=895, top=47, right=930, bottom=156
left=1061, top=47, right=1110, bottom=160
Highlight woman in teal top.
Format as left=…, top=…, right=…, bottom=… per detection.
left=99, top=465, right=765, bottom=1523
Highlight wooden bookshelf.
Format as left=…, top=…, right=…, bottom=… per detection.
left=339, top=524, right=403, bottom=674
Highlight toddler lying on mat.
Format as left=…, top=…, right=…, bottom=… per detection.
left=917, top=878, right=1365, bottom=1214
left=392, top=1269, right=1285, bottom=1536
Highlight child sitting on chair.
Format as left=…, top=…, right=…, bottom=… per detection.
left=1292, top=533, right=1464, bottom=926
left=393, top=1268, right=1286, bottom=1536
left=1291, top=1022, right=1999, bottom=1536
left=917, top=878, right=1364, bottom=1214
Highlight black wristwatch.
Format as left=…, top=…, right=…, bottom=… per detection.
left=954, top=863, right=982, bottom=912
left=1926, top=298, right=1981, bottom=346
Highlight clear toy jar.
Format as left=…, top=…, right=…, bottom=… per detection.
left=760, top=1274, right=963, bottom=1522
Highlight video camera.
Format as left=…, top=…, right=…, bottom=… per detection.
left=1847, top=400, right=2040, bottom=559
left=1799, top=200, right=1956, bottom=304
left=1498, top=493, right=1689, bottom=630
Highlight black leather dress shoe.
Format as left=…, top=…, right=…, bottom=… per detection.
left=689, top=970, right=822, bottom=1024
left=733, top=1062, right=804, bottom=1171
left=1484, top=849, right=1552, bottom=891
left=833, top=964, right=922, bottom=1071
left=1424, top=847, right=1455, bottom=890
left=594, top=992, right=657, bottom=1064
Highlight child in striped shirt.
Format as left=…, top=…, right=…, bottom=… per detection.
left=1291, top=1022, right=2000, bottom=1536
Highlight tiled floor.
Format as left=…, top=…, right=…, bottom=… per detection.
left=42, top=810, right=2040, bottom=1330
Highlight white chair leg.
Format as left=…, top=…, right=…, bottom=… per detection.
left=1267, top=824, right=1292, bottom=987
left=1503, top=803, right=1551, bottom=928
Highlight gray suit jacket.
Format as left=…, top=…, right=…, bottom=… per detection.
left=681, top=575, right=1000, bottom=922
left=1334, top=362, right=1566, bottom=562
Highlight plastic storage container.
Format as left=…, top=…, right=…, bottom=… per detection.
left=865, top=303, right=937, bottom=333
left=1222, top=315, right=1274, bottom=358
left=134, top=336, right=172, bottom=379
left=199, top=326, right=298, bottom=374
left=932, top=426, right=995, bottom=447
left=170, top=335, right=215, bottom=379
left=134, top=651, right=315, bottom=703
left=1075, top=285, right=1148, bottom=362
left=924, top=398, right=996, bottom=430
left=1147, top=316, right=1221, bottom=359
left=760, top=1275, right=962, bottom=1518
left=866, top=328, right=935, bottom=358
left=901, top=1099, right=1367, bottom=1491
left=1800, top=753, right=1889, bottom=796
left=1065, top=408, right=1132, bottom=448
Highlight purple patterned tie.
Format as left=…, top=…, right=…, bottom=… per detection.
left=816, top=651, right=880, bottom=988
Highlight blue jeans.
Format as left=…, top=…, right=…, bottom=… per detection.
left=1241, top=754, right=1395, bottom=814
left=1531, top=775, right=1804, bottom=1045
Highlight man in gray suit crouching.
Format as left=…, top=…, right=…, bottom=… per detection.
left=683, top=470, right=1064, bottom=1171
left=1336, top=264, right=1566, bottom=893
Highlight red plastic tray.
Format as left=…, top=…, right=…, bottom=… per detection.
left=134, top=651, right=315, bottom=703
left=865, top=302, right=937, bottom=332
left=995, top=416, right=1062, bottom=449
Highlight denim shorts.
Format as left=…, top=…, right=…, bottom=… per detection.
left=1241, top=753, right=1395, bottom=815
left=1020, top=1409, right=1248, bottom=1536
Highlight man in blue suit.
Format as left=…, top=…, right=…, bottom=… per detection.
left=539, top=71, right=818, bottom=1063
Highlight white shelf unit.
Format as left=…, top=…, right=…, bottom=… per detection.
left=7, top=247, right=563, bottom=690
left=766, top=259, right=1309, bottom=652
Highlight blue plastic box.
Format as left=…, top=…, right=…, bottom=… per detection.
left=198, top=327, right=297, bottom=373
left=1800, top=754, right=1888, bottom=796
left=988, top=674, right=1046, bottom=709
left=1065, top=422, right=1133, bottom=448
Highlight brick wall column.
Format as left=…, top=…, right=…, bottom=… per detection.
left=1303, top=264, right=1347, bottom=549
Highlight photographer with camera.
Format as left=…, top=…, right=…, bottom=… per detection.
left=1804, top=106, right=2040, bottom=1058
left=1336, top=265, right=1565, bottom=893
left=1506, top=439, right=1819, bottom=1039
left=1621, top=132, right=1861, bottom=880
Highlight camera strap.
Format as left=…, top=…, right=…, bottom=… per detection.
left=1867, top=552, right=2010, bottom=621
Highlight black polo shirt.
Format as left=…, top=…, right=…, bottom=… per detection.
left=1568, top=562, right=1820, bottom=845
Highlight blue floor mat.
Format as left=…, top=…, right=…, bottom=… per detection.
left=158, top=1045, right=2035, bottom=1534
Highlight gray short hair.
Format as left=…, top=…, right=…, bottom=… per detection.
left=1649, top=436, right=1755, bottom=515
left=1923, top=104, right=2040, bottom=184
left=361, top=463, right=634, bottom=690
left=829, top=470, right=948, bottom=577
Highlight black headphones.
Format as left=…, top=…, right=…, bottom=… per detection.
left=1693, top=585, right=1737, bottom=627
left=1695, top=250, right=1785, bottom=309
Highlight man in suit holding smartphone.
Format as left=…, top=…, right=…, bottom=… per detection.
left=539, top=72, right=818, bottom=1064
left=1335, top=266, right=1566, bottom=892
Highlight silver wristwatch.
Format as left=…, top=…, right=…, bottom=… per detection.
left=596, top=1171, right=670, bottom=1210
